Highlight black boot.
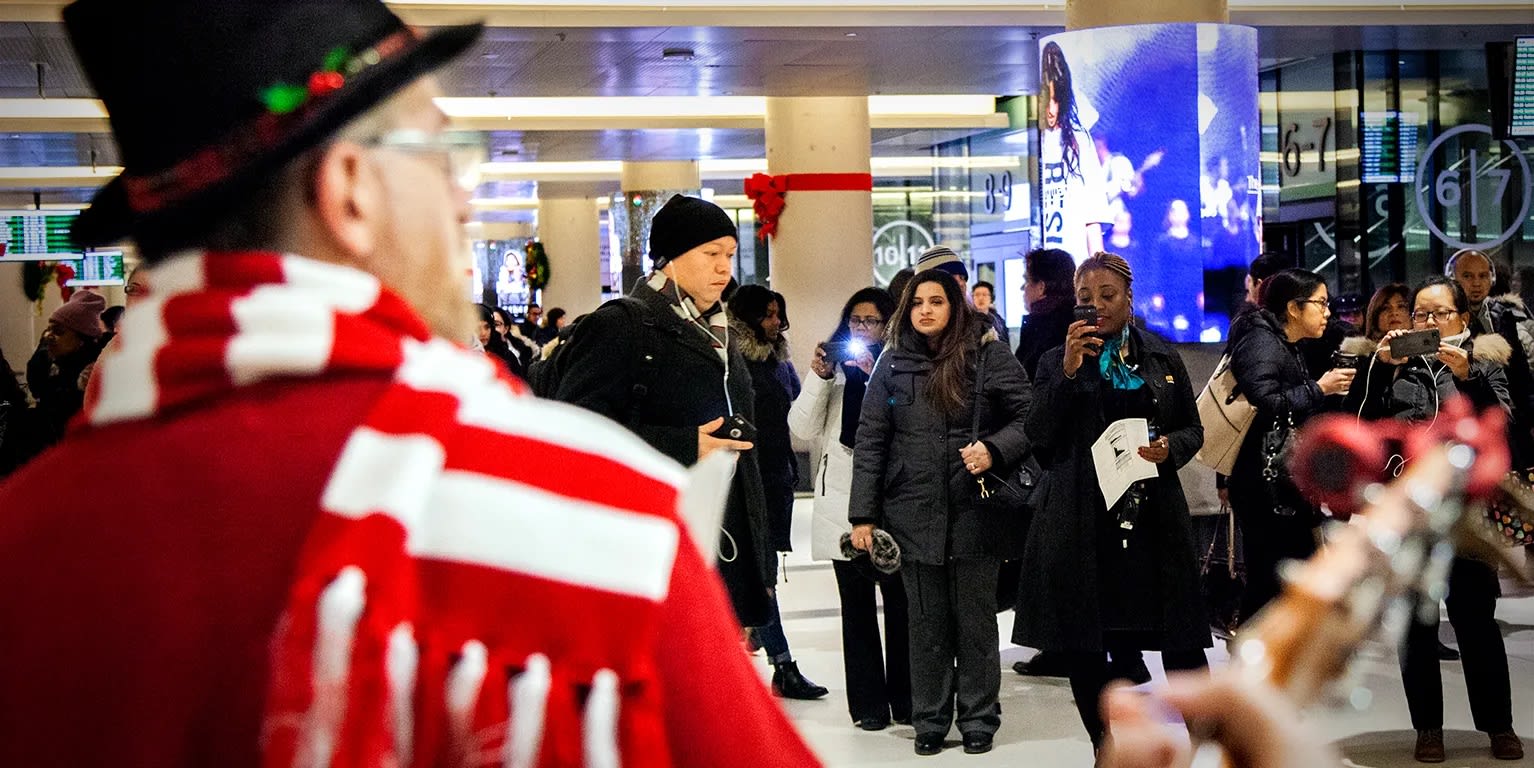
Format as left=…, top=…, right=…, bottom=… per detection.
left=771, top=661, right=829, bottom=700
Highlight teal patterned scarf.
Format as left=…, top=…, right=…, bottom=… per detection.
left=1098, top=326, right=1145, bottom=390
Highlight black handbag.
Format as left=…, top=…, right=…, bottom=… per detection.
left=969, top=353, right=1040, bottom=515
left=1198, top=505, right=1246, bottom=639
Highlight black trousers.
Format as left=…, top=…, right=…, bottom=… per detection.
left=1233, top=503, right=1317, bottom=621
left=1068, top=647, right=1208, bottom=748
left=903, top=558, right=1002, bottom=738
left=1401, top=557, right=1513, bottom=733
left=833, top=560, right=912, bottom=724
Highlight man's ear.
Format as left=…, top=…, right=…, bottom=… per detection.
left=311, top=142, right=380, bottom=260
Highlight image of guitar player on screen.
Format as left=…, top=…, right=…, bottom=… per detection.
left=1039, top=41, right=1111, bottom=265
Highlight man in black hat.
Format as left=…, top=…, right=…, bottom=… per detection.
left=0, top=3, right=821, bottom=767
left=550, top=195, right=779, bottom=635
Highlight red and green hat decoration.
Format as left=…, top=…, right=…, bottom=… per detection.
left=121, top=27, right=415, bottom=214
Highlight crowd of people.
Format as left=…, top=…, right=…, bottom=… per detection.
left=0, top=1, right=1527, bottom=766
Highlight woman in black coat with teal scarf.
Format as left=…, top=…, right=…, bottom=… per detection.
left=1011, top=252, right=1210, bottom=754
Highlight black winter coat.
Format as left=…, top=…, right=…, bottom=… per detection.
left=849, top=328, right=1033, bottom=565
left=733, top=320, right=800, bottom=553
left=1225, top=310, right=1327, bottom=514
left=1012, top=326, right=1210, bottom=653
left=549, top=281, right=772, bottom=626
left=25, top=344, right=99, bottom=452
left=1015, top=298, right=1074, bottom=381
left=1475, top=297, right=1534, bottom=467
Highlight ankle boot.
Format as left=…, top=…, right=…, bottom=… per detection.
left=771, top=661, right=829, bottom=700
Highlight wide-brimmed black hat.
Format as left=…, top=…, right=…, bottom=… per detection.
left=63, top=0, right=483, bottom=247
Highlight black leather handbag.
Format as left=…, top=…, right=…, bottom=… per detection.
left=969, top=354, right=1040, bottom=515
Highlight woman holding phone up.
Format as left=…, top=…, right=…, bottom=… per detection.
left=1225, top=269, right=1355, bottom=621
left=1011, top=252, right=1210, bottom=755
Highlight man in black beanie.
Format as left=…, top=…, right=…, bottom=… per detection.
left=551, top=195, right=780, bottom=638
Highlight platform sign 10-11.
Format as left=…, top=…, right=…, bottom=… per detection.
left=0, top=210, right=82, bottom=261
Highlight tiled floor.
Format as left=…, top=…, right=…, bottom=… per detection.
left=763, top=499, right=1534, bottom=767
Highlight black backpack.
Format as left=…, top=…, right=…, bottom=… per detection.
left=529, top=297, right=662, bottom=427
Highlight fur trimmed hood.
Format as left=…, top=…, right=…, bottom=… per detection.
left=729, top=317, right=791, bottom=364
left=1470, top=332, right=1513, bottom=366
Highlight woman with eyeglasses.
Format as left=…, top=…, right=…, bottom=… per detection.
left=1339, top=276, right=1521, bottom=763
left=1225, top=269, right=1355, bottom=622
left=788, top=286, right=910, bottom=729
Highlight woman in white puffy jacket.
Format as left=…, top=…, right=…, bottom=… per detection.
left=788, top=286, right=911, bottom=731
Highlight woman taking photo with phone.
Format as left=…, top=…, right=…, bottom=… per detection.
left=849, top=269, right=1032, bottom=756
left=1011, top=252, right=1210, bottom=755
left=1338, top=276, right=1521, bottom=763
left=789, top=286, right=909, bottom=728
left=1225, top=268, right=1355, bottom=621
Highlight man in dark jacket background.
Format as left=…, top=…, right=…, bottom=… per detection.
left=1014, top=248, right=1076, bottom=380
left=550, top=195, right=775, bottom=630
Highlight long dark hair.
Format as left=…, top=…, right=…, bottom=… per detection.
left=827, top=287, right=896, bottom=345
left=728, top=284, right=790, bottom=343
left=1041, top=41, right=1084, bottom=177
left=892, top=269, right=979, bottom=414
left=1259, top=268, right=1326, bottom=319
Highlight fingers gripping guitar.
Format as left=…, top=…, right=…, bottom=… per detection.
left=1181, top=399, right=1523, bottom=766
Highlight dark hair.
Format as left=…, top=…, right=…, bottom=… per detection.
left=1040, top=41, right=1084, bottom=177
left=1024, top=247, right=1076, bottom=301
left=728, top=284, right=790, bottom=343
left=973, top=280, right=995, bottom=297
left=1248, top=251, right=1292, bottom=283
left=887, top=267, right=916, bottom=306
left=1412, top=276, right=1470, bottom=314
left=1364, top=283, right=1410, bottom=341
left=475, top=304, right=494, bottom=326
left=1259, top=268, right=1326, bottom=318
left=891, top=269, right=979, bottom=414
left=491, top=306, right=514, bottom=334
left=101, top=305, right=125, bottom=334
left=828, top=287, right=897, bottom=345
left=1076, top=251, right=1134, bottom=291
left=542, top=307, right=567, bottom=329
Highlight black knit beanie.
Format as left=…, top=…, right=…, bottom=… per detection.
left=648, top=194, right=737, bottom=270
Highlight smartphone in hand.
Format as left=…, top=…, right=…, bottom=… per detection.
left=1387, top=328, right=1441, bottom=358
left=1073, top=304, right=1099, bottom=329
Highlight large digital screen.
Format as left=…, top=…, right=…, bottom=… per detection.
left=0, top=210, right=83, bottom=261
left=1361, top=111, right=1419, bottom=183
left=1514, top=36, right=1534, bottom=138
left=67, top=250, right=126, bottom=287
left=1040, top=24, right=1259, bottom=342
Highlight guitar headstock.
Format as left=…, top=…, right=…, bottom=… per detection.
left=1229, top=397, right=1519, bottom=707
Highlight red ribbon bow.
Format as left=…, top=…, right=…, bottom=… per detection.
left=54, top=262, right=76, bottom=301
left=742, top=172, right=873, bottom=241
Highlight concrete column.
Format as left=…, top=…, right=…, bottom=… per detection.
left=536, top=197, right=603, bottom=318
left=764, top=96, right=874, bottom=374
left=618, top=161, right=701, bottom=293
left=1066, top=0, right=1225, bottom=27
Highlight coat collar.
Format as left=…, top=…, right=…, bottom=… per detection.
left=629, top=280, right=731, bottom=369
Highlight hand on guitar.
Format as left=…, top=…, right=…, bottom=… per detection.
left=1098, top=676, right=1337, bottom=768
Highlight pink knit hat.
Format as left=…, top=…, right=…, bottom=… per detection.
left=49, top=290, right=107, bottom=339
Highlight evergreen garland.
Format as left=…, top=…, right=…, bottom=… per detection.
left=525, top=240, right=551, bottom=294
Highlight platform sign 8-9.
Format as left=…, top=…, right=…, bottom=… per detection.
left=1414, top=124, right=1532, bottom=251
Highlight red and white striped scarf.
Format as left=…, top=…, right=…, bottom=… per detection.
left=85, top=251, right=691, bottom=768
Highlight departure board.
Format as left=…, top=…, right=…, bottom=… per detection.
left=68, top=251, right=126, bottom=287
left=0, top=210, right=82, bottom=260
left=1513, top=36, right=1533, bottom=138
left=1361, top=111, right=1418, bottom=184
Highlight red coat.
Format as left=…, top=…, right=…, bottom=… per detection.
left=0, top=251, right=821, bottom=768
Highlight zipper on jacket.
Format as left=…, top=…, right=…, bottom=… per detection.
left=820, top=453, right=829, bottom=496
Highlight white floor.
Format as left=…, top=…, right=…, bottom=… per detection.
left=763, top=499, right=1534, bottom=767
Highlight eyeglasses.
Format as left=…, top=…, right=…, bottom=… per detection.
left=1293, top=299, right=1329, bottom=309
left=1411, top=309, right=1460, bottom=324
left=362, top=129, right=486, bottom=192
left=849, top=316, right=886, bottom=328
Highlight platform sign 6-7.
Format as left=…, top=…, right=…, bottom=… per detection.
left=1415, top=124, right=1532, bottom=250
